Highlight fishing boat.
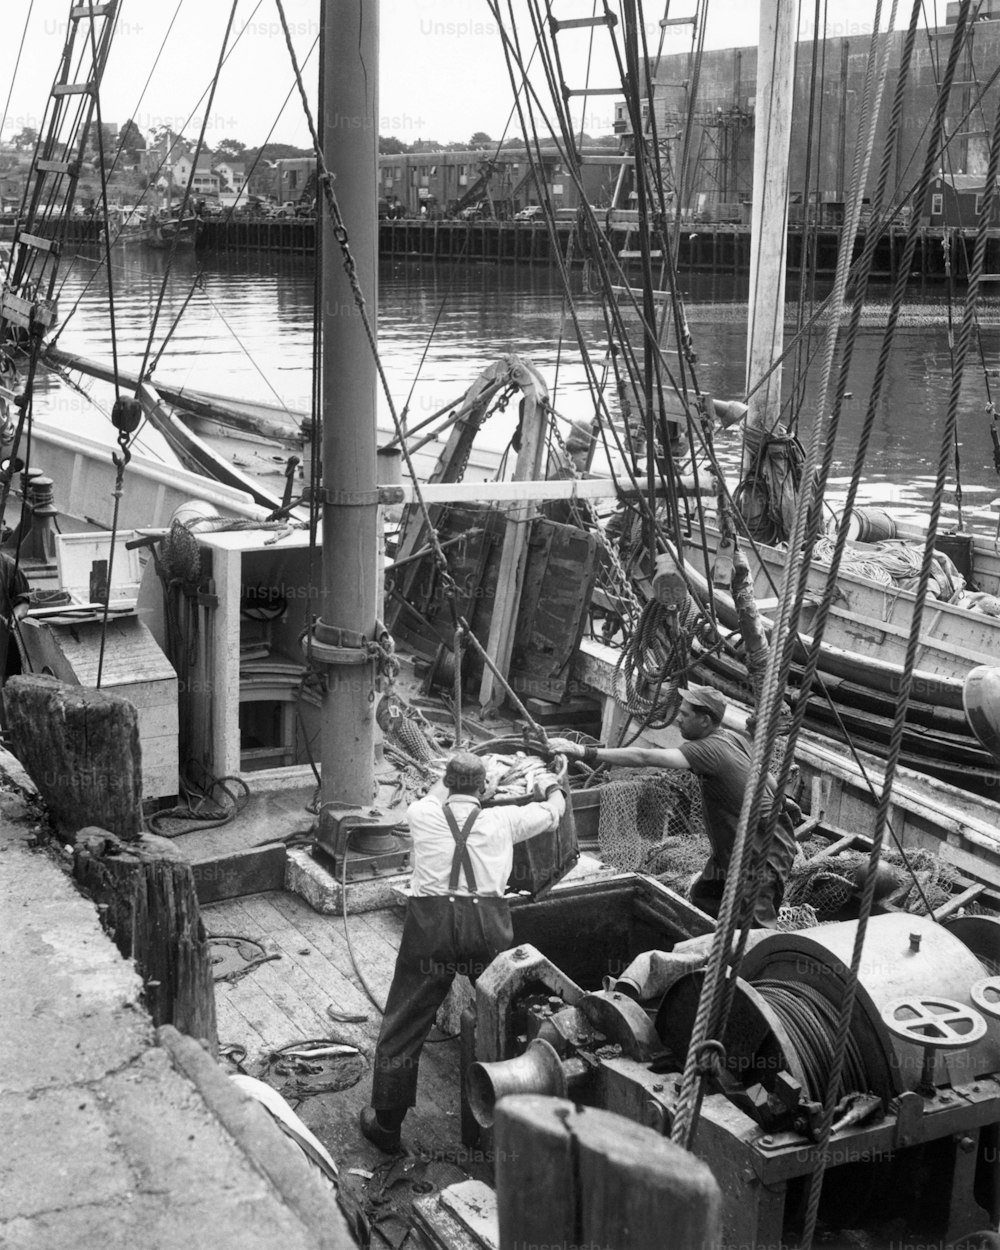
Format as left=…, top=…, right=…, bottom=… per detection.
left=142, top=209, right=200, bottom=250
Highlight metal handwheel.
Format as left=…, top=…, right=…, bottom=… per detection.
left=970, top=976, right=1000, bottom=1020
left=881, top=996, right=987, bottom=1096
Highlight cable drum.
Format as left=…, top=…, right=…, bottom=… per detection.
left=751, top=978, right=869, bottom=1103
left=740, top=914, right=1000, bottom=1096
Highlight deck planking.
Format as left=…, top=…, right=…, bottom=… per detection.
left=202, top=889, right=472, bottom=1172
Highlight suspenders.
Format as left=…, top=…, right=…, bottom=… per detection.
left=442, top=803, right=480, bottom=893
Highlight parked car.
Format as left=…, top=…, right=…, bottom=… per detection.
left=267, top=201, right=299, bottom=219
left=514, top=205, right=544, bottom=221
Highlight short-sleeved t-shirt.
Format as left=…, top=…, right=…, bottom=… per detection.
left=678, top=726, right=796, bottom=879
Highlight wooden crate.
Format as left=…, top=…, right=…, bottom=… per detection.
left=18, top=612, right=178, bottom=801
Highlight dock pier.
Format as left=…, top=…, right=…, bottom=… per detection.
left=17, top=217, right=1000, bottom=279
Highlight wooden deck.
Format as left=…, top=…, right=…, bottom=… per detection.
left=203, top=890, right=482, bottom=1180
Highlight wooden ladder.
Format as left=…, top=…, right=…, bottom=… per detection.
left=1, top=1, right=120, bottom=341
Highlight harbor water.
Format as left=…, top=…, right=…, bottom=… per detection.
left=33, top=247, right=1000, bottom=534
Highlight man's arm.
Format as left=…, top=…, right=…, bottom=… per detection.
left=510, top=789, right=566, bottom=844
left=547, top=737, right=691, bottom=771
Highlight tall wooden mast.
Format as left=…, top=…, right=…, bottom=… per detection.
left=743, top=0, right=796, bottom=460
left=316, top=0, right=380, bottom=807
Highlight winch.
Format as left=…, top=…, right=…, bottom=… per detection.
left=464, top=914, right=1000, bottom=1247
left=312, top=803, right=410, bottom=880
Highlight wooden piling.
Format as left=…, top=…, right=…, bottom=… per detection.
left=5, top=673, right=143, bottom=840
left=495, top=1095, right=721, bottom=1250
left=74, top=826, right=218, bottom=1051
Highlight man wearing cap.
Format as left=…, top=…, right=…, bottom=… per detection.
left=360, top=750, right=565, bottom=1153
left=549, top=684, right=796, bottom=927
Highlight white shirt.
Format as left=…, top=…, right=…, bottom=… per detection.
left=407, top=790, right=563, bottom=898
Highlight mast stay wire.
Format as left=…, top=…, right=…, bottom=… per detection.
left=670, top=0, right=913, bottom=1159
left=508, top=0, right=708, bottom=565
left=124, top=35, right=318, bottom=450
left=536, top=18, right=711, bottom=603
left=740, top=50, right=1000, bottom=428
left=797, top=5, right=982, bottom=1245
left=137, top=1, right=240, bottom=384
left=86, top=5, right=130, bottom=689
left=789, top=0, right=830, bottom=435
left=271, top=0, right=556, bottom=739
left=0, top=2, right=36, bottom=213
left=396, top=38, right=544, bottom=427
left=710, top=0, right=902, bottom=1064
left=491, top=2, right=671, bottom=513
left=49, top=0, right=258, bottom=329
left=497, top=0, right=940, bottom=909
left=496, top=1, right=825, bottom=640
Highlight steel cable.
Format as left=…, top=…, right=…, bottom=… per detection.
left=799, top=5, right=980, bottom=1245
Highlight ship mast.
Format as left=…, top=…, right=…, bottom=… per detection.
left=743, top=0, right=796, bottom=463
left=316, top=0, right=380, bottom=806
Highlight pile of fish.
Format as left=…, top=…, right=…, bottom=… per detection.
left=481, top=751, right=554, bottom=800
left=424, top=750, right=555, bottom=800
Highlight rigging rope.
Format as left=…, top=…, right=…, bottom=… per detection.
left=670, top=0, right=899, bottom=1160
left=798, top=6, right=978, bottom=1245
left=138, top=0, right=240, bottom=383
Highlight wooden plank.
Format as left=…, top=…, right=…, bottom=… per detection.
left=509, top=520, right=600, bottom=704
left=825, top=602, right=996, bottom=667
left=412, top=1198, right=482, bottom=1250
left=479, top=376, right=548, bottom=708
left=494, top=1097, right=577, bottom=1250
left=393, top=477, right=711, bottom=504
left=438, top=1181, right=499, bottom=1248
left=192, top=844, right=287, bottom=904
left=933, top=883, right=986, bottom=920
left=792, top=814, right=823, bottom=841
left=253, top=897, right=459, bottom=1124
left=204, top=896, right=333, bottom=1043
left=574, top=1103, right=721, bottom=1248
left=807, top=832, right=862, bottom=861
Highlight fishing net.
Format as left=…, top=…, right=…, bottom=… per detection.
left=785, top=841, right=966, bottom=917
left=376, top=692, right=443, bottom=763
left=597, top=767, right=704, bottom=872
left=159, top=519, right=202, bottom=588
left=775, top=904, right=819, bottom=931
left=376, top=693, right=447, bottom=801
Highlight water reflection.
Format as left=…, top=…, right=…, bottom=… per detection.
left=39, top=251, right=1000, bottom=531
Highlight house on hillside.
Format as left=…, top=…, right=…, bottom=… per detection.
left=215, top=160, right=246, bottom=196
left=191, top=156, right=220, bottom=198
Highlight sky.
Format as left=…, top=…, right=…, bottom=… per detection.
left=0, top=1, right=933, bottom=152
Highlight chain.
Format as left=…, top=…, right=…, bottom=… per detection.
left=367, top=623, right=400, bottom=704
left=95, top=418, right=135, bottom=689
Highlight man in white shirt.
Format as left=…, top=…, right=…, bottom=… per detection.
left=360, top=751, right=565, bottom=1153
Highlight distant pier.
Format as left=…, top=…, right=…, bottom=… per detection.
left=33, top=217, right=1000, bottom=279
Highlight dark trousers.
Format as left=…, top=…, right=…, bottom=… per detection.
left=371, top=894, right=513, bottom=1113
left=690, top=856, right=785, bottom=927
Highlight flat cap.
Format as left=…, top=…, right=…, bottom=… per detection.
left=681, top=683, right=726, bottom=722
left=443, top=751, right=487, bottom=790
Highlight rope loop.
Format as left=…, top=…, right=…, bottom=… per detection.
left=693, top=1039, right=726, bottom=1080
